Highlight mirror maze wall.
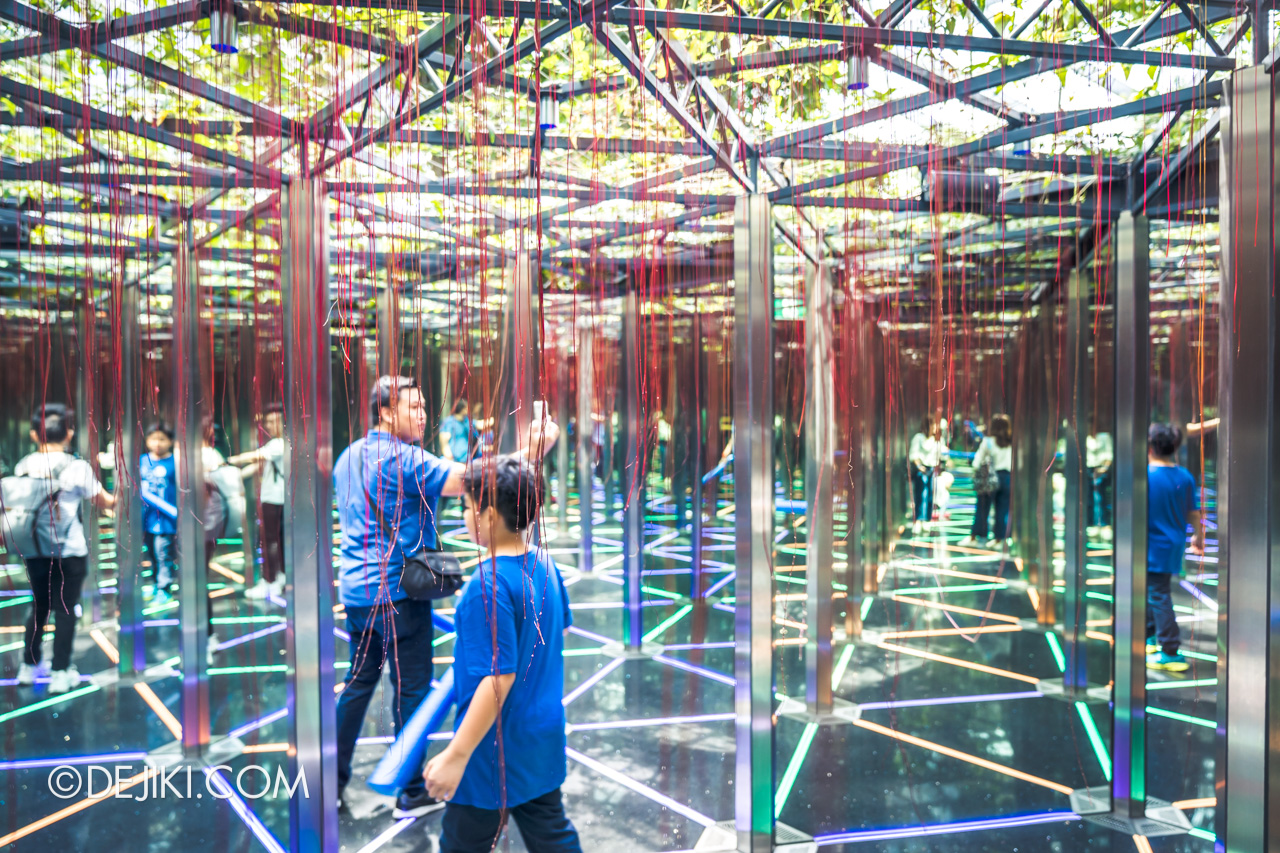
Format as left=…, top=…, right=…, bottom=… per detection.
left=0, top=2, right=1276, bottom=852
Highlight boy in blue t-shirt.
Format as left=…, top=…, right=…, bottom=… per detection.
left=139, top=422, right=179, bottom=601
left=424, top=456, right=581, bottom=853
left=1146, top=423, right=1205, bottom=672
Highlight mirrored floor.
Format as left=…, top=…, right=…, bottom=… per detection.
left=0, top=461, right=1219, bottom=852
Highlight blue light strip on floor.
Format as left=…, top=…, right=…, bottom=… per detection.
left=813, top=810, right=1080, bottom=845
left=0, top=751, right=148, bottom=771
left=203, top=768, right=286, bottom=853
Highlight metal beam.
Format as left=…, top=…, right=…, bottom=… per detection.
left=0, top=76, right=284, bottom=181
left=0, top=0, right=208, bottom=62
left=612, top=7, right=1237, bottom=70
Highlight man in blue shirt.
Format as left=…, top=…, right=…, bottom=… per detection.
left=334, top=377, right=558, bottom=819
left=425, top=456, right=580, bottom=853
left=1146, top=423, right=1205, bottom=672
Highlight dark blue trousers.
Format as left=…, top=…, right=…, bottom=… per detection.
left=336, top=597, right=434, bottom=796
left=441, top=787, right=582, bottom=853
left=1146, top=571, right=1181, bottom=655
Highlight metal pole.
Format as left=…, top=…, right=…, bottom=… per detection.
left=733, top=194, right=774, bottom=853
left=237, top=325, right=258, bottom=589
left=691, top=313, right=706, bottom=600
left=556, top=347, right=570, bottom=534
left=497, top=251, right=538, bottom=455
left=174, top=220, right=210, bottom=758
left=804, top=262, right=834, bottom=715
left=282, top=177, right=339, bottom=853
left=75, top=304, right=100, bottom=625
left=1062, top=266, right=1090, bottom=695
left=620, top=288, right=645, bottom=651
left=1114, top=210, right=1150, bottom=819
left=116, top=279, right=144, bottom=676
left=377, top=274, right=400, bottom=377
left=1251, top=0, right=1269, bottom=65
left=1215, top=65, right=1278, bottom=853
left=575, top=324, right=595, bottom=570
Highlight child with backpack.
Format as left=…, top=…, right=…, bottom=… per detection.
left=423, top=456, right=581, bottom=853
left=140, top=422, right=178, bottom=603
left=9, top=404, right=115, bottom=693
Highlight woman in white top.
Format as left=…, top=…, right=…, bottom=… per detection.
left=963, top=413, right=1013, bottom=546
left=908, top=418, right=943, bottom=534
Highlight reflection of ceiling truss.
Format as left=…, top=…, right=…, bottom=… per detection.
left=0, top=0, right=1251, bottom=321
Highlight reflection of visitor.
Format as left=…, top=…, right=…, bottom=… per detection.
left=16, top=404, right=116, bottom=694
left=653, top=411, right=671, bottom=483
left=1086, top=430, right=1113, bottom=530
left=228, top=403, right=286, bottom=601
left=908, top=418, right=942, bottom=535
left=1146, top=423, right=1205, bottom=673
left=963, top=413, right=1013, bottom=547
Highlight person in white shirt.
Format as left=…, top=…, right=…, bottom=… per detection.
left=15, top=404, right=116, bottom=694
left=228, top=403, right=285, bottom=600
left=962, top=413, right=1014, bottom=547
left=908, top=418, right=943, bottom=535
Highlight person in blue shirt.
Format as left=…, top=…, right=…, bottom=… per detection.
left=1146, top=423, right=1205, bottom=672
left=139, top=421, right=178, bottom=602
left=438, top=399, right=481, bottom=464
left=424, top=456, right=581, bottom=853
left=333, top=376, right=558, bottom=820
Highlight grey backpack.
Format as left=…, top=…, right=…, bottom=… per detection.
left=0, top=455, right=75, bottom=558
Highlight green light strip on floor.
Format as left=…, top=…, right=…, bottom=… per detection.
left=891, top=583, right=1008, bottom=596
left=643, top=604, right=693, bottom=643
left=774, top=721, right=818, bottom=818
left=0, top=640, right=24, bottom=653
left=860, top=597, right=874, bottom=621
left=142, top=601, right=179, bottom=615
left=640, top=585, right=683, bottom=601
left=0, top=683, right=100, bottom=724
left=211, top=616, right=286, bottom=624
left=775, top=575, right=805, bottom=586
left=1188, top=827, right=1216, bottom=841
left=1045, top=633, right=1067, bottom=673
left=1183, top=650, right=1218, bottom=662
left=1075, top=701, right=1111, bottom=782
left=774, top=644, right=854, bottom=818
left=1146, top=678, right=1217, bottom=691
left=0, top=595, right=33, bottom=609
left=432, top=632, right=455, bottom=647
left=1146, top=706, right=1215, bottom=728
left=209, top=665, right=289, bottom=675
left=833, top=642, right=856, bottom=687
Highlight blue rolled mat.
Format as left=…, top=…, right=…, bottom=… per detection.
left=366, top=667, right=457, bottom=796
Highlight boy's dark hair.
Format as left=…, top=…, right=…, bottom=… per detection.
left=145, top=420, right=175, bottom=440
left=1148, top=422, right=1183, bottom=458
left=463, top=455, right=543, bottom=532
left=452, top=399, right=469, bottom=416
left=262, top=402, right=284, bottom=417
left=31, top=403, right=74, bottom=444
left=370, top=376, right=418, bottom=422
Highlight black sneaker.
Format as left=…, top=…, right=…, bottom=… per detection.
left=393, top=790, right=445, bottom=818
